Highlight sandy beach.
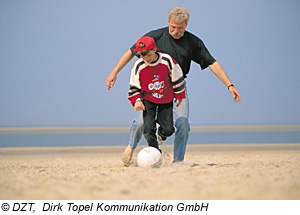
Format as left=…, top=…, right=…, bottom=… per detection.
left=0, top=143, right=300, bottom=200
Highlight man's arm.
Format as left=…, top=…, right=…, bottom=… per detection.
left=209, top=61, right=241, bottom=103
left=106, top=49, right=135, bottom=90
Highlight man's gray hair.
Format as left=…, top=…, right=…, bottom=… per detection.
left=168, top=7, right=190, bottom=24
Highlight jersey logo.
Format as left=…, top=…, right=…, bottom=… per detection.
left=148, top=81, right=164, bottom=91
left=148, top=81, right=165, bottom=99
left=152, top=75, right=160, bottom=81
left=152, top=92, right=164, bottom=99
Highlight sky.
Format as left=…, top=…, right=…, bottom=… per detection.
left=0, top=0, right=300, bottom=127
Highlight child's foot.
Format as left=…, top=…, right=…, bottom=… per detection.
left=157, top=135, right=164, bottom=145
left=121, top=145, right=134, bottom=167
left=156, top=130, right=164, bottom=145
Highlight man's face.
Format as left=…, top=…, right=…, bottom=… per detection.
left=168, top=18, right=187, bottom=39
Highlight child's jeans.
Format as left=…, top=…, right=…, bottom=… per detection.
left=129, top=88, right=190, bottom=162
left=143, top=100, right=174, bottom=150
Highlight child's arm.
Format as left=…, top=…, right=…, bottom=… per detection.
left=128, top=85, right=142, bottom=106
left=171, top=60, right=186, bottom=100
left=174, top=98, right=183, bottom=107
left=128, top=61, right=142, bottom=106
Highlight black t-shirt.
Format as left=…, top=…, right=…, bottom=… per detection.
left=130, top=27, right=216, bottom=78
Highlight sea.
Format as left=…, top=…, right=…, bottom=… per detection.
left=0, top=126, right=300, bottom=148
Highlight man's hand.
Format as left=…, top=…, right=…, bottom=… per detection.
left=134, top=101, right=145, bottom=111
left=229, top=86, right=241, bottom=103
left=106, top=73, right=117, bottom=90
left=106, top=49, right=135, bottom=91
left=208, top=62, right=241, bottom=103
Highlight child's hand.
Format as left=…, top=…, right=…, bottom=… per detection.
left=174, top=98, right=183, bottom=107
left=134, top=101, right=145, bottom=111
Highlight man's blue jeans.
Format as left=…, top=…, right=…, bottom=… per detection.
left=129, top=90, right=190, bottom=162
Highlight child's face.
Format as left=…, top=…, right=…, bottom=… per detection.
left=141, top=50, right=157, bottom=64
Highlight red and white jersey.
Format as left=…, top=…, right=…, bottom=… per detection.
left=128, top=52, right=185, bottom=106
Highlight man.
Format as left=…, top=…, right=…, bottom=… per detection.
left=106, top=7, right=241, bottom=165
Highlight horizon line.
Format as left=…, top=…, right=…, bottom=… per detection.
left=0, top=124, right=300, bottom=134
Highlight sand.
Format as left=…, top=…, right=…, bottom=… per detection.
left=0, top=143, right=300, bottom=200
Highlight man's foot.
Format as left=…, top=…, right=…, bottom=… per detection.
left=172, top=160, right=187, bottom=166
left=121, top=145, right=134, bottom=167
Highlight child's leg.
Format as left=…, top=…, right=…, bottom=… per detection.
left=143, top=100, right=159, bottom=150
left=157, top=102, right=175, bottom=140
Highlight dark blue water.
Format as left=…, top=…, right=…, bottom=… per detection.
left=0, top=131, right=299, bottom=148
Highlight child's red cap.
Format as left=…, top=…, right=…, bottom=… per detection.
left=132, top=36, right=158, bottom=52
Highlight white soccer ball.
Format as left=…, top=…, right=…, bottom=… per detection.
left=137, top=146, right=162, bottom=168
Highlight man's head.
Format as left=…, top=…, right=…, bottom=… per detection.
left=168, top=7, right=190, bottom=39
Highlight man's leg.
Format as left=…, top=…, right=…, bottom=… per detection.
left=122, top=110, right=144, bottom=166
left=173, top=89, right=190, bottom=162
left=129, top=110, right=144, bottom=149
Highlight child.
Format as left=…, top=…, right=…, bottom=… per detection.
left=124, top=36, right=186, bottom=166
